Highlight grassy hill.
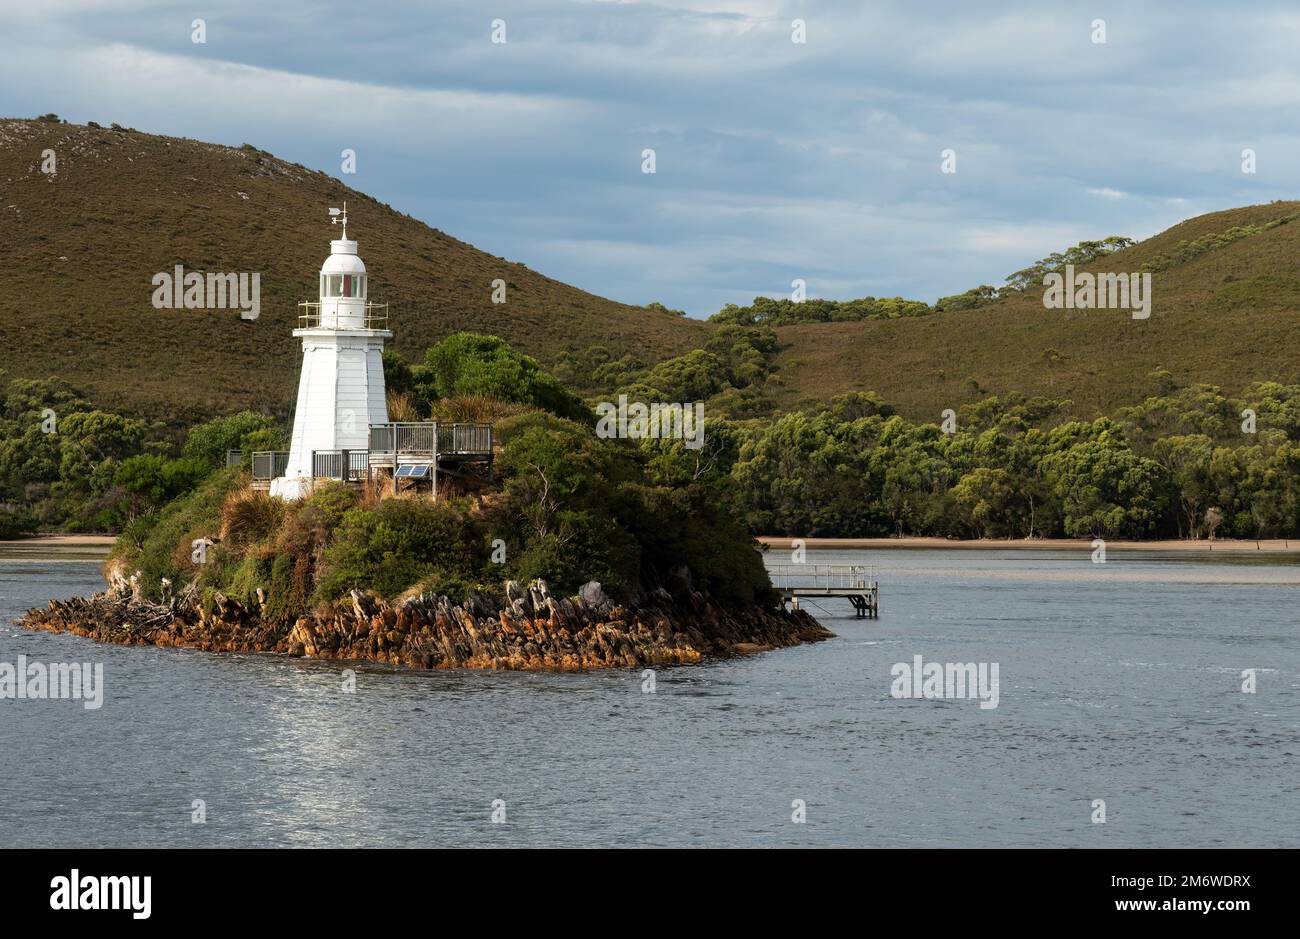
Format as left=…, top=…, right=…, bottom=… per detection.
left=773, top=201, right=1300, bottom=418
left=0, top=117, right=705, bottom=426
left=4, top=116, right=1300, bottom=426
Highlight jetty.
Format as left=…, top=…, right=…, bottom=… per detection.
left=768, top=564, right=879, bottom=618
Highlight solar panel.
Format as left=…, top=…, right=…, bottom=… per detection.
left=395, top=464, right=430, bottom=478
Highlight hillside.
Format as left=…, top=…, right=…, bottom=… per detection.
left=4, top=117, right=1300, bottom=426
left=774, top=201, right=1300, bottom=418
left=0, top=118, right=705, bottom=425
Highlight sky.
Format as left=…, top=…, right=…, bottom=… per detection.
left=3, top=0, right=1299, bottom=317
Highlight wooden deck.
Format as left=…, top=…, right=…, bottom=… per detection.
left=363, top=421, right=493, bottom=496
left=243, top=423, right=494, bottom=499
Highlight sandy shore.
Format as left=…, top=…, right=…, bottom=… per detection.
left=0, top=533, right=116, bottom=559
left=11, top=533, right=1292, bottom=554
left=0, top=534, right=116, bottom=547
left=758, top=536, right=1300, bottom=553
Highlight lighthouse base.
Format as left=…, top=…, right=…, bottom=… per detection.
left=269, top=476, right=314, bottom=501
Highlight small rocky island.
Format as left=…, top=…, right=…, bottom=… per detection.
left=13, top=308, right=835, bottom=671
left=21, top=566, right=830, bottom=671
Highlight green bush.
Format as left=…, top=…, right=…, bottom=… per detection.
left=112, top=467, right=243, bottom=596
left=495, top=410, right=770, bottom=603
left=315, top=497, right=486, bottom=602
left=115, top=454, right=208, bottom=505
left=419, top=332, right=588, bottom=420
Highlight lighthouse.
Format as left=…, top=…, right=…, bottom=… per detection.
left=270, top=204, right=391, bottom=500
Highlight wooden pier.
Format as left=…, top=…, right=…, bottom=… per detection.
left=768, top=564, right=879, bottom=618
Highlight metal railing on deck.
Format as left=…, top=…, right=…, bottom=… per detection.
left=369, top=422, right=493, bottom=455
left=440, top=423, right=493, bottom=454
left=312, top=449, right=370, bottom=481
left=370, top=421, right=437, bottom=453
left=225, top=449, right=245, bottom=468
left=767, top=564, right=873, bottom=590
left=251, top=451, right=289, bottom=480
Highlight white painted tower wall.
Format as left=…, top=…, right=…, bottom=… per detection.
left=271, top=229, right=391, bottom=500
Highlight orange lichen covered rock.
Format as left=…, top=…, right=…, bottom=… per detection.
left=17, top=578, right=832, bottom=672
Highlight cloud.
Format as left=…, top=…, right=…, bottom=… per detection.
left=1, top=0, right=1297, bottom=316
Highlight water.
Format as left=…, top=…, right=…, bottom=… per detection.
left=1, top=546, right=1297, bottom=848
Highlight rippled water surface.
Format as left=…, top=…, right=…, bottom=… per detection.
left=1, top=547, right=1297, bottom=847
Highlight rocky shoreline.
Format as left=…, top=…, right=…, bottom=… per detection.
left=16, top=575, right=832, bottom=671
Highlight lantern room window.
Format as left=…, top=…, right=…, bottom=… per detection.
left=320, top=273, right=367, bottom=298
left=322, top=273, right=366, bottom=298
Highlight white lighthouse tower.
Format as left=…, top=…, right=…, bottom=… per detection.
left=270, top=205, right=391, bottom=500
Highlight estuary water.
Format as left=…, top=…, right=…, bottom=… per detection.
left=1, top=545, right=1296, bottom=848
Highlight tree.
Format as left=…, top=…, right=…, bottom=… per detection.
left=730, top=409, right=886, bottom=536
left=56, top=411, right=149, bottom=483
left=1205, top=506, right=1224, bottom=541
left=628, top=349, right=726, bottom=403
left=183, top=411, right=281, bottom=468
left=644, top=301, right=686, bottom=317
left=1151, top=435, right=1215, bottom=538
left=1040, top=421, right=1169, bottom=537
left=315, top=497, right=486, bottom=602
left=115, top=455, right=208, bottom=510
left=382, top=348, right=414, bottom=396
left=421, top=332, right=587, bottom=420
left=952, top=467, right=1016, bottom=538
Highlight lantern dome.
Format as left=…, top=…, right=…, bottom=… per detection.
left=322, top=244, right=366, bottom=275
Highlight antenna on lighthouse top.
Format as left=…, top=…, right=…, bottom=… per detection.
left=329, top=202, right=348, bottom=240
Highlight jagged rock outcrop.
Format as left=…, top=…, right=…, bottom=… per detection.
left=16, top=578, right=832, bottom=671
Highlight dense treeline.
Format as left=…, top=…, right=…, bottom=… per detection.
left=709, top=295, right=932, bottom=327
left=1142, top=212, right=1298, bottom=273
left=0, top=372, right=282, bottom=536
left=700, top=236, right=1138, bottom=326
left=934, top=236, right=1135, bottom=312
left=718, top=380, right=1300, bottom=540
left=555, top=331, right=1300, bottom=541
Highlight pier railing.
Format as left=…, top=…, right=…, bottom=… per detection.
left=768, top=563, right=879, bottom=618
left=767, top=564, right=874, bottom=590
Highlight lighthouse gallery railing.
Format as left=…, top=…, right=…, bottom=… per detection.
left=297, top=301, right=389, bottom=330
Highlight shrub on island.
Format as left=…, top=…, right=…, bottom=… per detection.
left=108, top=409, right=776, bottom=619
